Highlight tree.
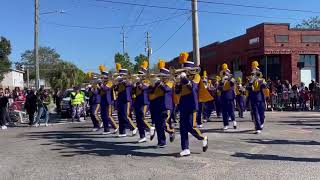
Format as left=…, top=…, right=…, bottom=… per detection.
left=21, top=46, right=60, bottom=65
left=20, top=46, right=85, bottom=89
left=114, top=52, right=133, bottom=72
left=133, top=54, right=148, bottom=73
left=295, top=16, right=320, bottom=29
left=21, top=46, right=61, bottom=80
left=48, top=61, right=86, bottom=90
left=0, top=37, right=12, bottom=81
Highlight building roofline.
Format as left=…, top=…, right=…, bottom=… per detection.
left=290, top=28, right=320, bottom=31
left=246, top=22, right=290, bottom=31
left=9, top=68, right=24, bottom=73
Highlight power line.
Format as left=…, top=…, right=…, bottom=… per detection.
left=153, top=16, right=191, bottom=54
left=193, top=0, right=320, bottom=14
left=90, top=0, right=305, bottom=21
left=41, top=12, right=189, bottom=30
left=125, top=0, right=151, bottom=35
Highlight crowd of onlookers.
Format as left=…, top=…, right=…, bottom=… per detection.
left=265, top=79, right=320, bottom=111
left=0, top=87, right=54, bottom=130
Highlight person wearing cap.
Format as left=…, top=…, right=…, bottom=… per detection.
left=114, top=63, right=138, bottom=137
left=204, top=79, right=215, bottom=122
left=219, top=63, right=237, bottom=130
left=175, top=52, right=208, bottom=157
left=246, top=61, right=267, bottom=134
left=98, top=66, right=119, bottom=135
left=25, top=89, right=37, bottom=126
left=213, top=76, right=222, bottom=118
left=235, top=77, right=246, bottom=118
left=88, top=82, right=102, bottom=131
left=70, top=86, right=84, bottom=122
left=149, top=60, right=175, bottom=147
left=133, top=61, right=155, bottom=143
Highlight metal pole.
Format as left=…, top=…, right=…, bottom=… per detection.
left=192, top=0, right=200, bottom=66
left=34, top=0, right=40, bottom=89
left=146, top=32, right=151, bottom=68
left=265, top=56, right=268, bottom=80
left=27, top=68, right=30, bottom=88
left=120, top=28, right=126, bottom=54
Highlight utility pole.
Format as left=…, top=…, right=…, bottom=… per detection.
left=120, top=28, right=127, bottom=54
left=26, top=69, right=30, bottom=88
left=145, top=32, right=152, bottom=68
left=192, top=0, right=200, bottom=66
left=34, top=0, right=40, bottom=89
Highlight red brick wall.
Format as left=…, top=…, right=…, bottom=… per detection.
left=168, top=23, right=320, bottom=83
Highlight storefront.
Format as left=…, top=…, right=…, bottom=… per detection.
left=168, top=23, right=320, bottom=85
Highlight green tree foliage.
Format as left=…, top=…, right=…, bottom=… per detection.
left=295, top=16, right=320, bottom=29
left=21, top=47, right=60, bottom=80
left=133, top=54, right=148, bottom=73
left=20, top=46, right=85, bottom=89
left=114, top=52, right=133, bottom=72
left=48, top=61, right=86, bottom=90
left=0, top=37, right=12, bottom=81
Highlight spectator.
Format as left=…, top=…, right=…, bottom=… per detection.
left=290, top=85, right=299, bottom=111
left=25, top=89, right=37, bottom=126
left=300, top=87, right=310, bottom=110
left=276, top=80, right=284, bottom=109
left=34, top=88, right=51, bottom=127
left=53, top=88, right=63, bottom=114
left=0, top=88, right=9, bottom=130
left=309, top=79, right=316, bottom=110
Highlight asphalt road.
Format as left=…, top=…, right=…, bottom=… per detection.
left=0, top=111, right=320, bottom=180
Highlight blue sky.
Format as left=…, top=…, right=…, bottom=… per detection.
left=1, top=0, right=319, bottom=72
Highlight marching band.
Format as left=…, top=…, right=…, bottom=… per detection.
left=85, top=52, right=268, bottom=157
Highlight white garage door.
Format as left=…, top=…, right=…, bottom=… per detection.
left=300, top=69, right=312, bottom=85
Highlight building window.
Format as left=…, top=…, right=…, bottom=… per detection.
left=249, top=37, right=260, bottom=45
left=232, top=59, right=241, bottom=71
left=302, top=35, right=320, bottom=43
left=275, top=35, right=289, bottom=43
left=260, top=56, right=281, bottom=80
left=299, top=55, right=316, bottom=85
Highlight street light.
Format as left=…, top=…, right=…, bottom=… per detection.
left=34, top=0, right=65, bottom=89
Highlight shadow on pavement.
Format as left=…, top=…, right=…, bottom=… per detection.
left=243, top=139, right=320, bottom=146
left=25, top=131, right=177, bottom=158
left=232, top=152, right=320, bottom=162
left=277, top=120, right=320, bottom=129
left=202, top=128, right=254, bottom=134
left=285, top=116, right=320, bottom=119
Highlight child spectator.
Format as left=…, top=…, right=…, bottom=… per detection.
left=300, top=87, right=310, bottom=110
left=290, top=85, right=299, bottom=110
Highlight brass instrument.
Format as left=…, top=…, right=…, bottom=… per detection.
left=169, top=67, right=201, bottom=76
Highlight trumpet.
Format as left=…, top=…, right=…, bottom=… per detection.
left=169, top=67, right=201, bottom=76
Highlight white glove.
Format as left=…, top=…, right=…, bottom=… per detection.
left=180, top=72, right=187, bottom=78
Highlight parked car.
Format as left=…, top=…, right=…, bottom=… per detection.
left=61, top=89, right=90, bottom=118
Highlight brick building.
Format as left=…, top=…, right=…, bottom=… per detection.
left=169, top=23, right=320, bottom=85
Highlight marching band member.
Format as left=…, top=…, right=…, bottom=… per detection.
left=196, top=71, right=208, bottom=127
left=175, top=52, right=209, bottom=157
left=204, top=79, right=215, bottom=122
left=114, top=63, right=138, bottom=137
left=88, top=81, right=103, bottom=132
left=247, top=61, right=267, bottom=134
left=220, top=63, right=237, bottom=130
left=213, top=76, right=222, bottom=118
left=235, top=77, right=246, bottom=118
left=99, top=65, right=119, bottom=135
left=149, top=60, right=175, bottom=148
left=133, top=61, right=155, bottom=143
